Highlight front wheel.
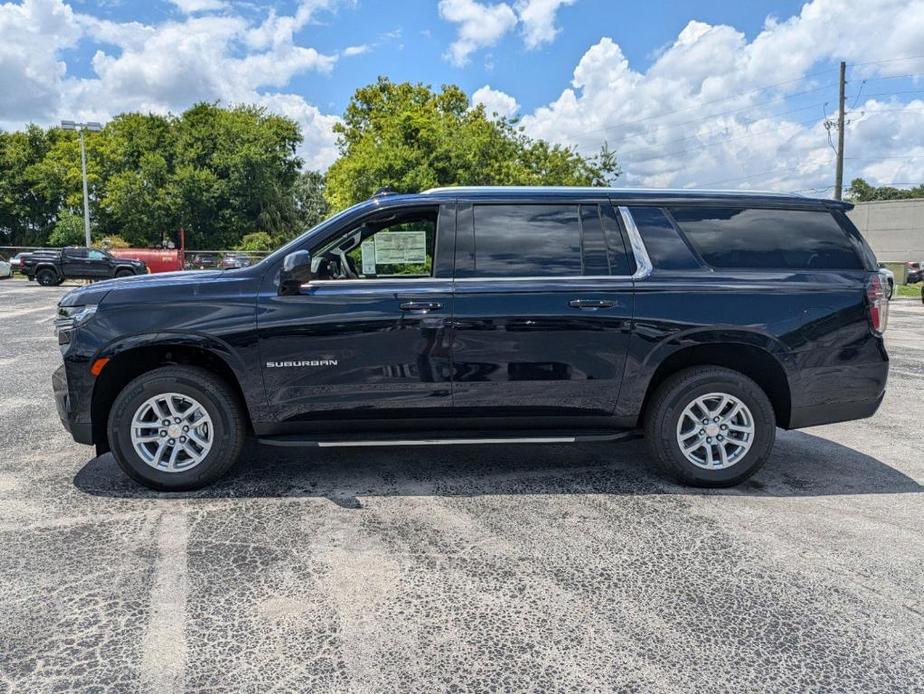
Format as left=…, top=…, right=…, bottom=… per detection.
left=115, top=269, right=134, bottom=278
left=36, top=268, right=59, bottom=286
left=644, top=367, right=776, bottom=487
left=107, top=366, right=246, bottom=491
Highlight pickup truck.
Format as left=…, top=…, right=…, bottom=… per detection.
left=51, top=186, right=889, bottom=492
left=23, top=247, right=147, bottom=285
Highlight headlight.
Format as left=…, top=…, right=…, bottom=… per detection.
left=55, top=304, right=98, bottom=337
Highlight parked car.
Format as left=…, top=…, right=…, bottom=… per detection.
left=878, top=264, right=894, bottom=299
left=52, top=186, right=888, bottom=492
left=187, top=253, right=219, bottom=270
left=0, top=258, right=11, bottom=279
left=220, top=253, right=253, bottom=270
left=22, top=247, right=147, bottom=285
left=905, top=261, right=923, bottom=284
left=9, top=252, right=31, bottom=273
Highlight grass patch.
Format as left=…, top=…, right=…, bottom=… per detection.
left=895, top=282, right=922, bottom=298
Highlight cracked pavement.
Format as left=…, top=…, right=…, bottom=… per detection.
left=1, top=281, right=922, bottom=692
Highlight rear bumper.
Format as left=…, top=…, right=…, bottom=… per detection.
left=52, top=364, right=93, bottom=445
left=787, top=355, right=888, bottom=429
left=788, top=392, right=884, bottom=429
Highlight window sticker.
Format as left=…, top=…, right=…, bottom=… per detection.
left=360, top=238, right=377, bottom=274
left=373, top=231, right=427, bottom=265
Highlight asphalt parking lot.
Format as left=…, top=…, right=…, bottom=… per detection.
left=1, top=280, right=922, bottom=693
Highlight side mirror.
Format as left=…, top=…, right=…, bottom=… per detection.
left=279, top=250, right=313, bottom=296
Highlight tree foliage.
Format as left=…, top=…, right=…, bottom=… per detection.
left=1, top=81, right=622, bottom=249
left=0, top=104, right=305, bottom=249
left=324, top=77, right=619, bottom=210
left=847, top=178, right=924, bottom=202
left=48, top=210, right=86, bottom=247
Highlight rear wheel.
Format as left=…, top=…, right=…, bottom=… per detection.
left=36, top=268, right=58, bottom=286
left=644, top=366, right=776, bottom=487
left=107, top=366, right=245, bottom=491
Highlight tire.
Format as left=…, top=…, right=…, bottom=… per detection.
left=643, top=366, right=776, bottom=487
left=107, top=365, right=246, bottom=491
left=115, top=269, right=134, bottom=278
left=36, top=268, right=58, bottom=286
left=887, top=280, right=894, bottom=301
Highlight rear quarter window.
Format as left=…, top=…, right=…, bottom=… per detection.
left=670, top=207, right=863, bottom=270
left=628, top=206, right=701, bottom=270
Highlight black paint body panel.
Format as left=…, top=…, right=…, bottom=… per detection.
left=51, top=188, right=888, bottom=447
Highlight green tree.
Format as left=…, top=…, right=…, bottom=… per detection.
left=235, top=231, right=276, bottom=251
left=292, top=170, right=329, bottom=236
left=847, top=178, right=924, bottom=201
left=1, top=103, right=305, bottom=250
left=324, top=77, right=618, bottom=210
left=0, top=125, right=64, bottom=245
left=47, top=210, right=87, bottom=246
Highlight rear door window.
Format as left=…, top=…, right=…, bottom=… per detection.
left=472, top=204, right=583, bottom=277
left=670, top=207, right=863, bottom=270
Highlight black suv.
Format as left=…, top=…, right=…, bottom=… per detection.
left=24, top=247, right=147, bottom=285
left=52, top=187, right=889, bottom=491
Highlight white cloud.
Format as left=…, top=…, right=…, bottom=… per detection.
left=0, top=0, right=81, bottom=121
left=515, top=0, right=575, bottom=49
left=168, top=0, right=228, bottom=14
left=472, top=84, right=519, bottom=118
left=439, top=0, right=574, bottom=63
left=342, top=44, right=370, bottom=56
left=0, top=0, right=343, bottom=170
left=438, top=0, right=517, bottom=66
left=518, top=0, right=924, bottom=193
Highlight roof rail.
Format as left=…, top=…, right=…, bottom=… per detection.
left=371, top=187, right=399, bottom=198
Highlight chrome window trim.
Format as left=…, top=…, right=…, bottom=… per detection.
left=299, top=206, right=653, bottom=287
left=618, top=206, right=653, bottom=280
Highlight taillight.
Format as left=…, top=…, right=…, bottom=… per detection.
left=867, top=272, right=889, bottom=334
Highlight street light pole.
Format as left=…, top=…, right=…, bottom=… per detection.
left=60, top=120, right=102, bottom=247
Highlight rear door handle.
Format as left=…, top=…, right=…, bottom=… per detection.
left=400, top=301, right=443, bottom=312
left=569, top=299, right=615, bottom=310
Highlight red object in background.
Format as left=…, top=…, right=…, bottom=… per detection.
left=109, top=228, right=186, bottom=274
left=110, top=248, right=182, bottom=273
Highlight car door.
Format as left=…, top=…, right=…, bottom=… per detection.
left=86, top=249, right=114, bottom=278
left=256, top=203, right=456, bottom=425
left=61, top=248, right=89, bottom=278
left=450, top=199, right=635, bottom=418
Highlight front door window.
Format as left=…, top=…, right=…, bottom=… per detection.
left=312, top=209, right=437, bottom=281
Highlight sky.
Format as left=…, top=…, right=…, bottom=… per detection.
left=1, top=0, right=923, bottom=195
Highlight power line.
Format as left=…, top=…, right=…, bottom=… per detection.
left=848, top=54, right=924, bottom=68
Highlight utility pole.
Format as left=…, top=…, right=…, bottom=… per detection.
left=60, top=120, right=103, bottom=247
left=834, top=61, right=846, bottom=201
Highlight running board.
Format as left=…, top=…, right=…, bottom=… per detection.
left=257, top=429, right=640, bottom=448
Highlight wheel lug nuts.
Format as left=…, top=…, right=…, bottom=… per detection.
left=718, top=435, right=724, bottom=441
left=721, top=424, right=727, bottom=430
left=713, top=417, right=720, bottom=422
left=174, top=418, right=181, bottom=423
left=162, top=419, right=170, bottom=426
left=699, top=429, right=705, bottom=435
left=180, top=436, right=186, bottom=443
left=160, top=431, right=166, bottom=437
left=169, top=439, right=175, bottom=444
left=706, top=437, right=712, bottom=443
left=702, top=419, right=708, bottom=424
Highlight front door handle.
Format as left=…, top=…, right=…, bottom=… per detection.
left=569, top=299, right=615, bottom=310
left=400, top=301, right=443, bottom=312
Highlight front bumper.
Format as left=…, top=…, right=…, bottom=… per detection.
left=52, top=364, right=93, bottom=445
